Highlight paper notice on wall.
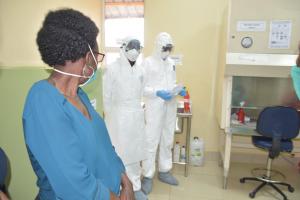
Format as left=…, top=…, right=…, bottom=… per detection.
left=268, top=20, right=292, bottom=49
left=237, top=21, right=266, bottom=32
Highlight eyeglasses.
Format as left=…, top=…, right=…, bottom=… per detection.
left=92, top=51, right=105, bottom=63
left=88, top=44, right=105, bottom=68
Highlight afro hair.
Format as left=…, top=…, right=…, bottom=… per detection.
left=36, top=9, right=99, bottom=66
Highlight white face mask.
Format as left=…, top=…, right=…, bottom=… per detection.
left=161, top=51, right=170, bottom=60
left=53, top=65, right=96, bottom=86
left=125, top=49, right=140, bottom=62
left=52, top=44, right=98, bottom=87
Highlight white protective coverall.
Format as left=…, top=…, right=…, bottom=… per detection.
left=103, top=38, right=146, bottom=191
left=142, top=32, right=178, bottom=178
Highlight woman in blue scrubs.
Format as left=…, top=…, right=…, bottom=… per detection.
left=22, top=9, right=133, bottom=200
left=291, top=43, right=300, bottom=99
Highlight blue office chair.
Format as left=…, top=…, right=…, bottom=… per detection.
left=0, top=147, right=8, bottom=195
left=240, top=106, right=299, bottom=200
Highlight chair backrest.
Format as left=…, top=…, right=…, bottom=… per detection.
left=0, top=148, right=8, bottom=187
left=256, top=106, right=300, bottom=140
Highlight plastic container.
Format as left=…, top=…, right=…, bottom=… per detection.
left=177, top=101, right=184, bottom=113
left=173, top=142, right=181, bottom=162
left=180, top=146, right=186, bottom=163
left=190, top=137, right=204, bottom=166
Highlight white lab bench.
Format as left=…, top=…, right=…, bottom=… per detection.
left=218, top=70, right=300, bottom=189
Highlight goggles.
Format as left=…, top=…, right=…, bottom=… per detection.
left=162, top=43, right=173, bottom=52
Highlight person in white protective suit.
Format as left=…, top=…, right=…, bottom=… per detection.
left=141, top=32, right=186, bottom=194
left=103, top=37, right=148, bottom=200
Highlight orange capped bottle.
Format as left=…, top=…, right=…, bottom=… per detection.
left=237, top=108, right=245, bottom=123
left=237, top=101, right=245, bottom=123
left=184, top=91, right=190, bottom=113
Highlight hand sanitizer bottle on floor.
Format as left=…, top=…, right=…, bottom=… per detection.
left=190, top=137, right=204, bottom=166
left=180, top=146, right=186, bottom=163
left=173, top=142, right=181, bottom=162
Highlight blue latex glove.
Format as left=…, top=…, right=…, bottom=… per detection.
left=156, top=90, right=172, bottom=101
left=291, top=65, right=300, bottom=99
left=178, top=87, right=186, bottom=97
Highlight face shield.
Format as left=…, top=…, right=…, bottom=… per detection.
left=155, top=32, right=174, bottom=60
left=125, top=39, right=142, bottom=52
left=160, top=43, right=173, bottom=60
left=122, top=38, right=142, bottom=62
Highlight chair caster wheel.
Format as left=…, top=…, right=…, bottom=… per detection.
left=240, top=178, right=245, bottom=183
left=288, top=186, right=294, bottom=193
left=249, top=192, right=255, bottom=198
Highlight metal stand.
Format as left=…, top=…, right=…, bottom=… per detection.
left=174, top=112, right=192, bottom=177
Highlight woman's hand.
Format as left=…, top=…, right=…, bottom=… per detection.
left=0, top=191, right=9, bottom=200
left=110, top=191, right=120, bottom=200
left=120, top=173, right=134, bottom=200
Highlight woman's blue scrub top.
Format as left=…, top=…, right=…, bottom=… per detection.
left=22, top=80, right=125, bottom=200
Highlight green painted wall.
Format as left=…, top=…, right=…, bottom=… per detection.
left=0, top=67, right=103, bottom=199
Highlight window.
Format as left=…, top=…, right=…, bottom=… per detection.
left=104, top=0, right=144, bottom=65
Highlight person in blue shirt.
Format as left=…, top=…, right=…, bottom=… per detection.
left=22, top=9, right=134, bottom=200
left=0, top=148, right=9, bottom=200
left=291, top=43, right=300, bottom=99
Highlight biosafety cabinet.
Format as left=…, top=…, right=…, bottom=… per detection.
left=216, top=0, right=300, bottom=188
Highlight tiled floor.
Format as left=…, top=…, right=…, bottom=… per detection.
left=148, top=161, right=300, bottom=200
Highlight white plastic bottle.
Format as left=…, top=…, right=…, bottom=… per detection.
left=190, top=137, right=204, bottom=166
left=180, top=146, right=186, bottom=163
left=173, top=142, right=181, bottom=162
